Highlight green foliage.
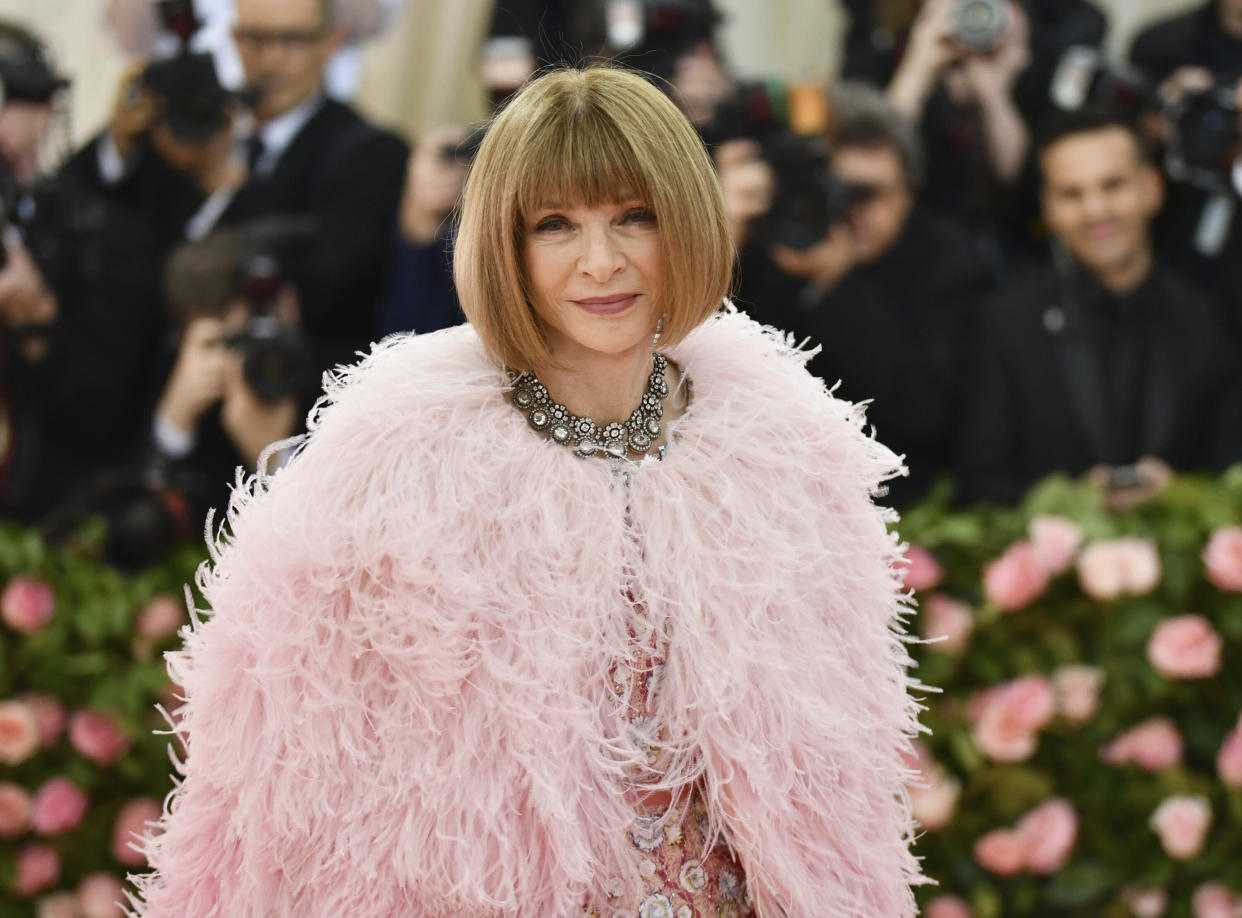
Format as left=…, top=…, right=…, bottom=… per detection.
left=903, top=469, right=1242, bottom=916
left=0, top=522, right=206, bottom=911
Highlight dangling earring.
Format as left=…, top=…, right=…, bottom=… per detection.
left=652, top=313, right=667, bottom=349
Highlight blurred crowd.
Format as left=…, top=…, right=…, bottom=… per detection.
left=0, top=0, right=1240, bottom=569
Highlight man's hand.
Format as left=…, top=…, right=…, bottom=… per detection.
left=959, top=3, right=1032, bottom=101
left=109, top=62, right=158, bottom=160
left=715, top=139, right=774, bottom=248
left=889, top=0, right=963, bottom=117
left=0, top=240, right=57, bottom=328
left=156, top=317, right=230, bottom=437
left=769, top=223, right=859, bottom=292
left=1087, top=456, right=1174, bottom=512
left=398, top=125, right=470, bottom=245
left=220, top=348, right=298, bottom=469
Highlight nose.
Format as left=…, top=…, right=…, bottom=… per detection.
left=577, top=222, right=626, bottom=283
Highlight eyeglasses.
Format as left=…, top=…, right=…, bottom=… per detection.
left=233, top=28, right=327, bottom=52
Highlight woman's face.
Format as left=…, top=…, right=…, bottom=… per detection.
left=523, top=197, right=664, bottom=366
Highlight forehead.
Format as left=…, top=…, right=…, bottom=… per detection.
left=1041, top=128, right=1142, bottom=187
left=235, top=0, right=325, bottom=29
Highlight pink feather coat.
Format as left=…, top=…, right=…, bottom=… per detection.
left=126, top=308, right=927, bottom=917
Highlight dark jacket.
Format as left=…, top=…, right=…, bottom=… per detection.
left=737, top=209, right=996, bottom=507
left=1128, top=1, right=1242, bottom=82
left=956, top=257, right=1242, bottom=504
left=222, top=98, right=409, bottom=371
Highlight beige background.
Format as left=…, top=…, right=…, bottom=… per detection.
left=0, top=0, right=1210, bottom=151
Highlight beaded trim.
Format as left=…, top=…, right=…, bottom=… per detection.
left=507, top=353, right=669, bottom=459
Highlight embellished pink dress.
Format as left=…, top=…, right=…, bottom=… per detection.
left=584, top=594, right=756, bottom=918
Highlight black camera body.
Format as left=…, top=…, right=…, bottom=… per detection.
left=1050, top=48, right=1241, bottom=192
left=227, top=244, right=313, bottom=405
left=139, top=0, right=235, bottom=146
left=702, top=81, right=873, bottom=250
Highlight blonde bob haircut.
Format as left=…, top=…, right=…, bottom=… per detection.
left=453, top=65, right=734, bottom=373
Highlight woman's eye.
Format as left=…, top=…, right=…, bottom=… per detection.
left=625, top=208, right=656, bottom=225
left=535, top=216, right=568, bottom=232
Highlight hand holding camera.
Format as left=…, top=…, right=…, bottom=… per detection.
left=156, top=315, right=231, bottom=437
left=109, top=61, right=159, bottom=160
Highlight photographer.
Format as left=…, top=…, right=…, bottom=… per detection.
left=220, top=0, right=408, bottom=372
left=956, top=107, right=1242, bottom=505
left=148, top=226, right=306, bottom=530
left=731, top=82, right=995, bottom=506
left=0, top=21, right=166, bottom=523
left=1125, top=1, right=1242, bottom=340
left=854, top=0, right=1105, bottom=253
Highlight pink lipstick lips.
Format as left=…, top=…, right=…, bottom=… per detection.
left=572, top=293, right=638, bottom=316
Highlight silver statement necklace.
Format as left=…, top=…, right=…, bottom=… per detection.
left=507, top=353, right=670, bottom=459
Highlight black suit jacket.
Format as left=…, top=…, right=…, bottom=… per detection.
left=956, top=259, right=1242, bottom=505
left=223, top=99, right=409, bottom=371
left=1128, top=1, right=1242, bottom=82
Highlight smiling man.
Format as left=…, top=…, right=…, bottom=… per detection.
left=956, top=106, right=1242, bottom=504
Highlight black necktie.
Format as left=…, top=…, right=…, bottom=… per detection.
left=246, top=134, right=265, bottom=174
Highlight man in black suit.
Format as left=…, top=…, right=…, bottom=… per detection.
left=957, top=108, right=1242, bottom=505
left=222, top=0, right=408, bottom=371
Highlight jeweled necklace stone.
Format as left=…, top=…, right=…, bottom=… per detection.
left=507, top=353, right=669, bottom=459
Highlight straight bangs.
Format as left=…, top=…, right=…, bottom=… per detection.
left=512, top=106, right=656, bottom=228
left=456, top=66, right=734, bottom=374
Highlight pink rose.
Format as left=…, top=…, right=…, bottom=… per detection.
left=1077, top=539, right=1162, bottom=600
left=0, top=782, right=33, bottom=838
left=68, top=710, right=131, bottom=766
left=1203, top=527, right=1242, bottom=593
left=1147, top=615, right=1223, bottom=680
left=970, top=675, right=1055, bottom=763
left=905, top=741, right=961, bottom=832
left=1101, top=717, right=1184, bottom=771
left=1122, top=887, right=1169, bottom=918
left=921, top=594, right=973, bottom=654
left=974, top=828, right=1026, bottom=875
left=135, top=594, right=184, bottom=641
left=13, top=843, right=60, bottom=896
left=76, top=873, right=125, bottom=918
left=900, top=545, right=944, bottom=592
left=925, top=895, right=975, bottom=918
left=35, top=893, right=81, bottom=918
left=1193, top=883, right=1242, bottom=918
left=983, top=540, right=1050, bottom=612
left=0, top=700, right=40, bottom=766
left=19, top=694, right=65, bottom=749
left=112, top=797, right=162, bottom=867
left=1218, top=727, right=1242, bottom=788
left=31, top=778, right=88, bottom=836
left=1016, top=798, right=1078, bottom=874
left=1150, top=794, right=1212, bottom=861
left=1, top=576, right=55, bottom=633
left=1052, top=664, right=1104, bottom=726
left=1029, top=515, right=1083, bottom=575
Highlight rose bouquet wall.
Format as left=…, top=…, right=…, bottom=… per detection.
left=0, top=521, right=202, bottom=916
left=899, top=469, right=1242, bottom=918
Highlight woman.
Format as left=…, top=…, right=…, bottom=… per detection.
left=128, top=67, right=925, bottom=918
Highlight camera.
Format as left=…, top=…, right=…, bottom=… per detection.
left=703, top=81, right=876, bottom=250
left=165, top=218, right=316, bottom=404
left=1051, top=47, right=1241, bottom=192
left=1164, top=83, right=1241, bottom=191
left=137, top=0, right=236, bottom=145
left=950, top=0, right=1011, bottom=54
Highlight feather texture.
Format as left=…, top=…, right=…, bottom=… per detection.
left=125, top=307, right=928, bottom=917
